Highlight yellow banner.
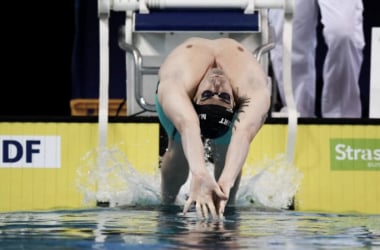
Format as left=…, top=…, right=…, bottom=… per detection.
left=0, top=121, right=379, bottom=214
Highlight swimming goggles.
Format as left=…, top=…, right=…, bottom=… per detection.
left=200, top=90, right=231, bottom=104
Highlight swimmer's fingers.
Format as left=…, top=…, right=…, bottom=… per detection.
left=200, top=203, right=218, bottom=220
left=201, top=204, right=209, bottom=219
left=218, top=199, right=228, bottom=217
left=183, top=198, right=210, bottom=219
left=216, top=183, right=230, bottom=218
left=184, top=201, right=218, bottom=220
left=183, top=198, right=193, bottom=216
left=207, top=201, right=218, bottom=219
left=196, top=202, right=203, bottom=218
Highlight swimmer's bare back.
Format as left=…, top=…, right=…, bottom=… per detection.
left=159, top=37, right=267, bottom=96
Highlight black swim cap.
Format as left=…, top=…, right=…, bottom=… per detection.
left=194, top=104, right=234, bottom=139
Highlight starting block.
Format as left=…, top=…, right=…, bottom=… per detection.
left=97, top=0, right=297, bottom=163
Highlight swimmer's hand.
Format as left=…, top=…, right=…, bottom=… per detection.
left=216, top=181, right=232, bottom=217
left=183, top=171, right=227, bottom=220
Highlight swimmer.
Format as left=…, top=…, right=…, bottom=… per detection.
left=156, top=37, right=270, bottom=219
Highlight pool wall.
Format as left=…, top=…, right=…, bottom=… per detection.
left=0, top=117, right=379, bottom=214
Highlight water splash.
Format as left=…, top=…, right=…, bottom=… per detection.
left=76, top=145, right=161, bottom=207
left=76, top=146, right=302, bottom=210
left=237, top=154, right=303, bottom=209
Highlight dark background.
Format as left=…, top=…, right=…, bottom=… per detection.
left=0, top=0, right=378, bottom=117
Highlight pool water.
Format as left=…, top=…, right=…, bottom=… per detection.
left=0, top=206, right=379, bottom=249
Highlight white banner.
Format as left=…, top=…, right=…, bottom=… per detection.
left=0, top=136, right=61, bottom=168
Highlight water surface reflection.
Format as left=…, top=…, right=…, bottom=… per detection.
left=0, top=206, right=379, bottom=249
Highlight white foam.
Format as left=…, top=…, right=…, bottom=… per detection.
left=76, top=146, right=302, bottom=210
left=236, top=154, right=303, bottom=209
left=76, top=146, right=161, bottom=207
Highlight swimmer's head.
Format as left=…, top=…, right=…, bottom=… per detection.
left=193, top=104, right=234, bottom=139
left=193, top=67, right=237, bottom=139
left=193, top=67, right=235, bottom=108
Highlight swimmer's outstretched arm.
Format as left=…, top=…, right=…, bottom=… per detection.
left=213, top=42, right=271, bottom=215
left=217, top=88, right=270, bottom=215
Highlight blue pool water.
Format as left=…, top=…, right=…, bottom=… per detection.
left=0, top=206, right=379, bottom=249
